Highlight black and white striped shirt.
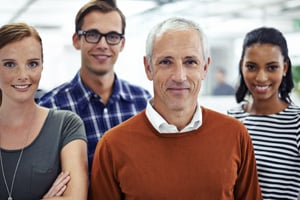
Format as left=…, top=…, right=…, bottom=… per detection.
left=228, top=103, right=300, bottom=200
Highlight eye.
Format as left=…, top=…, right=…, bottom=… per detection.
left=3, top=61, right=16, bottom=68
left=86, top=30, right=100, bottom=39
left=107, top=33, right=120, bottom=41
left=184, top=59, right=198, bottom=66
left=27, top=61, right=39, bottom=68
left=245, top=64, right=256, bottom=71
left=158, top=58, right=172, bottom=66
left=267, top=65, right=278, bottom=71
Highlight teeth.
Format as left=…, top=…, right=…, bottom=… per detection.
left=255, top=85, right=269, bottom=92
left=95, top=55, right=108, bottom=59
left=14, top=85, right=29, bottom=89
left=256, top=86, right=268, bottom=90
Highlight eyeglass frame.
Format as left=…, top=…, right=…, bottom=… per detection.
left=77, top=29, right=124, bottom=45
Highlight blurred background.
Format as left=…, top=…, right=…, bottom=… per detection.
left=1, top=0, right=300, bottom=112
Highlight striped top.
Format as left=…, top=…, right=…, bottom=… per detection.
left=228, top=103, right=300, bottom=200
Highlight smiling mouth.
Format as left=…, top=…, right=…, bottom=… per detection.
left=254, top=85, right=269, bottom=92
left=95, top=55, right=109, bottom=58
left=168, top=88, right=189, bottom=95
left=13, top=84, right=31, bottom=89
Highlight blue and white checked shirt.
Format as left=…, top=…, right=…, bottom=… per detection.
left=38, top=71, right=151, bottom=171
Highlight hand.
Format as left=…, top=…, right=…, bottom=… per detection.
left=42, top=171, right=71, bottom=198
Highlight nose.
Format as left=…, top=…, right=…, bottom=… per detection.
left=16, top=66, right=29, bottom=81
left=172, top=63, right=187, bottom=82
left=256, top=69, right=268, bottom=82
left=96, top=35, right=109, bottom=48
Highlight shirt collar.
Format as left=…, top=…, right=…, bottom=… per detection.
left=110, top=75, right=134, bottom=102
left=73, top=72, right=134, bottom=103
left=145, top=98, right=202, bottom=134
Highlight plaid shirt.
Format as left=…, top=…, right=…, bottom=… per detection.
left=38, top=72, right=151, bottom=171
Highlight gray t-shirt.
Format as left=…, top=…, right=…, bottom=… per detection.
left=0, top=109, right=87, bottom=200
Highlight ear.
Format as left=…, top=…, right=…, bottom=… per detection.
left=119, top=37, right=125, bottom=52
left=201, top=56, right=211, bottom=80
left=72, top=33, right=81, bottom=50
left=143, top=56, right=153, bottom=81
left=283, top=60, right=288, bottom=76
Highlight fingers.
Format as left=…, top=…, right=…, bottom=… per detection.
left=55, top=185, right=67, bottom=196
left=53, top=171, right=71, bottom=188
left=43, top=171, right=71, bottom=198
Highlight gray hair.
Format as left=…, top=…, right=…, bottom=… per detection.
left=145, top=17, right=210, bottom=67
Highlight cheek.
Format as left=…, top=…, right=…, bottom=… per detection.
left=31, top=70, right=42, bottom=82
left=184, top=72, right=201, bottom=94
left=152, top=71, right=170, bottom=92
left=242, top=74, right=252, bottom=87
left=241, top=68, right=252, bottom=81
left=81, top=43, right=94, bottom=54
left=153, top=73, right=165, bottom=87
left=241, top=72, right=253, bottom=88
left=274, top=74, right=284, bottom=84
left=34, top=74, right=42, bottom=83
left=191, top=71, right=202, bottom=84
left=0, top=77, right=4, bottom=87
left=0, top=72, right=13, bottom=84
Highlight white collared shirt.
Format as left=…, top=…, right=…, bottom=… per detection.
left=145, top=99, right=202, bottom=133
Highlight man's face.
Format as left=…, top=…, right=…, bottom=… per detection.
left=73, top=10, right=125, bottom=77
left=144, top=29, right=209, bottom=118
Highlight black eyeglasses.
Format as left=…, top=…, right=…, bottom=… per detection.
left=77, top=30, right=124, bottom=45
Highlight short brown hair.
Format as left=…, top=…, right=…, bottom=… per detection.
left=75, top=0, right=126, bottom=35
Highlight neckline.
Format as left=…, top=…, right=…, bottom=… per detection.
left=0, top=109, right=51, bottom=152
left=241, top=102, right=291, bottom=116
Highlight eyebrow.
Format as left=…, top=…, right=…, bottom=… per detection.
left=246, top=61, right=278, bottom=64
left=1, top=58, right=41, bottom=62
left=185, top=56, right=199, bottom=59
left=1, top=58, right=15, bottom=62
left=265, top=61, right=280, bottom=65
left=28, top=58, right=41, bottom=61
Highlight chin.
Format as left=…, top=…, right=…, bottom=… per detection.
left=169, top=103, right=186, bottom=111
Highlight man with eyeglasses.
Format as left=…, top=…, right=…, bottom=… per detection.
left=38, top=0, right=151, bottom=174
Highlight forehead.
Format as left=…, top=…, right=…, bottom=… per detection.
left=81, top=10, right=122, bottom=32
left=153, top=29, right=203, bottom=58
left=0, top=37, right=41, bottom=57
left=244, top=43, right=283, bottom=60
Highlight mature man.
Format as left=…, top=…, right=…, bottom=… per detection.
left=89, top=17, right=262, bottom=199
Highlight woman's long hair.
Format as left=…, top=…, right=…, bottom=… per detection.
left=235, top=27, right=294, bottom=104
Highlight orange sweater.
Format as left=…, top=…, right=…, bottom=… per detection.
left=90, top=107, right=262, bottom=200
